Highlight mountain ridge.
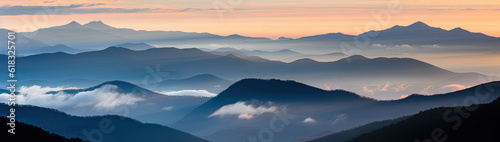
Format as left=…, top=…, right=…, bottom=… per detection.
left=5, top=21, right=497, bottom=54
left=0, top=103, right=208, bottom=142
left=173, top=79, right=500, bottom=141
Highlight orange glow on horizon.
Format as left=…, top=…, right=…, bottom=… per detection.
left=1, top=0, right=499, bottom=39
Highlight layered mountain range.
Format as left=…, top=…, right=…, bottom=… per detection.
left=1, top=21, right=499, bottom=55
left=1, top=45, right=496, bottom=100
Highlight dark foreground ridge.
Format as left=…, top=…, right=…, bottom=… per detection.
left=348, top=96, right=500, bottom=142
left=0, top=117, right=87, bottom=142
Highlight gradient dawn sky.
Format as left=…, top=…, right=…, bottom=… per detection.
left=1, top=0, right=499, bottom=39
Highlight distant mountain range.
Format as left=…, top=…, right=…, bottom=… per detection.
left=2, top=45, right=497, bottom=100
left=1, top=21, right=498, bottom=55
left=9, top=20, right=271, bottom=50
left=361, top=21, right=499, bottom=46
left=0, top=104, right=208, bottom=142
left=26, top=44, right=84, bottom=55
left=172, top=79, right=500, bottom=142
left=205, top=47, right=347, bottom=62
left=4, top=78, right=499, bottom=142
left=1, top=20, right=498, bottom=142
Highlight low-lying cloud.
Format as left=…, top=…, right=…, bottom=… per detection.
left=159, top=90, right=217, bottom=97
left=161, top=106, right=174, bottom=111
left=421, top=44, right=443, bottom=48
left=209, top=101, right=278, bottom=119
left=440, top=84, right=471, bottom=91
left=362, top=82, right=413, bottom=95
left=0, top=85, right=144, bottom=111
left=303, top=117, right=317, bottom=123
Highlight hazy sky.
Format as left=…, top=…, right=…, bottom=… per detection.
left=1, top=0, right=499, bottom=39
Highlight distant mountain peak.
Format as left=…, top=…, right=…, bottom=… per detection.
left=227, top=34, right=244, bottom=37
left=215, top=78, right=358, bottom=100
left=335, top=55, right=369, bottom=63
left=275, top=49, right=302, bottom=54
left=291, top=58, right=318, bottom=64
left=51, top=21, right=82, bottom=29
left=103, top=46, right=133, bottom=52
left=449, top=27, right=469, bottom=33
left=347, top=55, right=369, bottom=60
left=52, top=80, right=162, bottom=98
left=88, top=20, right=103, bottom=24
left=407, top=21, right=431, bottom=28
left=277, top=37, right=293, bottom=40
left=98, top=80, right=138, bottom=88
left=83, top=20, right=114, bottom=30
left=51, top=51, right=71, bottom=56
left=68, top=21, right=81, bottom=26
left=218, top=79, right=313, bottom=97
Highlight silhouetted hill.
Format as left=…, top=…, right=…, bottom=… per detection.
left=48, top=80, right=158, bottom=97
left=308, top=117, right=408, bottom=142
left=213, top=79, right=363, bottom=101
left=82, top=20, right=115, bottom=30
left=332, top=55, right=453, bottom=77
left=336, top=55, right=369, bottom=62
left=174, top=79, right=500, bottom=142
left=40, top=80, right=211, bottom=125
left=0, top=104, right=208, bottom=142
left=349, top=97, right=500, bottom=142
left=202, top=127, right=262, bottom=142
left=297, top=32, right=355, bottom=42
left=290, top=58, right=319, bottom=64
left=174, top=79, right=372, bottom=139
left=0, top=117, right=86, bottom=142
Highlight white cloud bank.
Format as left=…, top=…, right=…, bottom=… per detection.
left=160, top=90, right=217, bottom=97
left=162, top=106, right=174, bottom=111
left=362, top=82, right=413, bottom=95
left=371, top=44, right=414, bottom=49
left=209, top=101, right=278, bottom=119
left=0, top=85, right=144, bottom=110
left=303, top=117, right=317, bottom=123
